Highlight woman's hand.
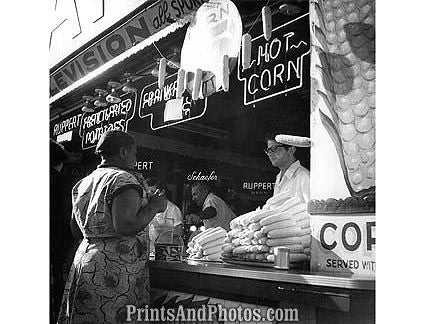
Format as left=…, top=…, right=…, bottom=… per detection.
left=148, top=193, right=167, bottom=213
left=186, top=213, right=201, bottom=224
left=111, top=189, right=167, bottom=236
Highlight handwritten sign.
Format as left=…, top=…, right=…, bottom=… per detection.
left=139, top=73, right=207, bottom=130
left=145, top=0, right=210, bottom=31
left=79, top=94, right=137, bottom=150
left=237, top=13, right=310, bottom=106
left=310, top=214, right=376, bottom=277
left=187, top=171, right=218, bottom=181
left=50, top=0, right=209, bottom=97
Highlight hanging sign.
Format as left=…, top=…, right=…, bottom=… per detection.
left=180, top=0, right=242, bottom=94
left=310, top=214, right=376, bottom=277
left=237, top=13, right=310, bottom=106
left=51, top=72, right=208, bottom=150
left=139, top=73, right=207, bottom=130
left=79, top=94, right=137, bottom=150
left=51, top=113, right=84, bottom=143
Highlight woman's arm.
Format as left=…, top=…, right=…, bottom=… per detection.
left=70, top=214, right=83, bottom=240
left=112, top=189, right=167, bottom=236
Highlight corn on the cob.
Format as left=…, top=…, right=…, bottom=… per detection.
left=260, top=219, right=297, bottom=234
left=260, top=212, right=292, bottom=227
left=232, top=245, right=251, bottom=254
left=197, top=228, right=226, bottom=245
left=249, top=209, right=281, bottom=223
left=267, top=226, right=301, bottom=239
left=266, top=237, right=302, bottom=247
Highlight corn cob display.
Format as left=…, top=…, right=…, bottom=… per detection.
left=222, top=198, right=312, bottom=264
left=310, top=0, right=375, bottom=207
left=186, top=227, right=227, bottom=261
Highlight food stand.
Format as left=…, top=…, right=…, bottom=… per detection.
left=50, top=0, right=375, bottom=323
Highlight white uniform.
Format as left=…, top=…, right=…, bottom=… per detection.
left=149, top=200, right=183, bottom=251
left=273, top=160, right=310, bottom=203
left=202, top=193, right=235, bottom=231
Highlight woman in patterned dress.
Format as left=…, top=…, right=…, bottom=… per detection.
left=57, top=130, right=167, bottom=324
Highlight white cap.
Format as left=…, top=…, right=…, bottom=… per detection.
left=275, top=134, right=311, bottom=147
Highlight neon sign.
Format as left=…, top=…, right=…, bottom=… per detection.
left=139, top=73, right=207, bottom=130
left=237, top=13, right=310, bottom=106
left=79, top=95, right=137, bottom=150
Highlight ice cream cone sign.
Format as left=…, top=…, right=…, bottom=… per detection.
left=180, top=0, right=242, bottom=97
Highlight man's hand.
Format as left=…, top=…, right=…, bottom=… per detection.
left=186, top=214, right=201, bottom=224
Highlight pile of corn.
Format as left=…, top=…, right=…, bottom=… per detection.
left=187, top=227, right=227, bottom=261
left=222, top=191, right=311, bottom=263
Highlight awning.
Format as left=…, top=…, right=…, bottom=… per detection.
left=49, top=18, right=189, bottom=106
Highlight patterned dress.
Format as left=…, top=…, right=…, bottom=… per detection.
left=58, top=166, right=150, bottom=324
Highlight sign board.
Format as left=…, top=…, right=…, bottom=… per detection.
left=241, top=181, right=275, bottom=196
left=49, top=0, right=148, bottom=68
left=50, top=0, right=209, bottom=96
left=79, top=94, right=137, bottom=150
left=310, top=214, right=376, bottom=277
left=187, top=170, right=218, bottom=182
left=237, top=13, right=310, bottom=106
left=139, top=73, right=207, bottom=130
left=56, top=130, right=73, bottom=143
left=51, top=72, right=209, bottom=150
left=51, top=113, right=84, bottom=143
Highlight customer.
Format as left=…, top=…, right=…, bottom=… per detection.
left=264, top=132, right=310, bottom=202
left=146, top=177, right=183, bottom=251
left=187, top=181, right=235, bottom=231
left=50, top=139, right=73, bottom=323
left=57, top=130, right=167, bottom=324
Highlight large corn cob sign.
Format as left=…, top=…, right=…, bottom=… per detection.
left=309, top=0, right=376, bottom=276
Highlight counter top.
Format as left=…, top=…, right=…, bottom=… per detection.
left=148, top=259, right=375, bottom=291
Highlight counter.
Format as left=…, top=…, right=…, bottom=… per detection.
left=149, top=260, right=375, bottom=323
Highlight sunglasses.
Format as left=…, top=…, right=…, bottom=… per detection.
left=264, top=145, right=286, bottom=155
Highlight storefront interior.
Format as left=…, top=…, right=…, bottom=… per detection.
left=53, top=0, right=311, bottom=218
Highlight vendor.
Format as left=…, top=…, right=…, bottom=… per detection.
left=146, top=177, right=183, bottom=251
left=265, top=132, right=310, bottom=203
left=186, top=181, right=235, bottom=231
